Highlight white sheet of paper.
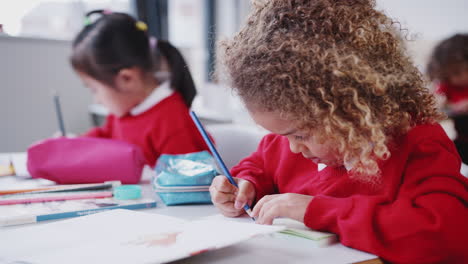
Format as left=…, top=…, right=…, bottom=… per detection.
left=201, top=214, right=336, bottom=245
left=198, top=214, right=377, bottom=264
left=0, top=209, right=284, bottom=264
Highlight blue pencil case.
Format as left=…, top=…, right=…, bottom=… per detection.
left=153, top=151, right=219, bottom=206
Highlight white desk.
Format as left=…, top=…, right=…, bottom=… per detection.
left=142, top=204, right=379, bottom=264
left=137, top=181, right=380, bottom=264
left=1, top=175, right=380, bottom=264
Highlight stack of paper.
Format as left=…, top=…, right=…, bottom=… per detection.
left=0, top=179, right=156, bottom=226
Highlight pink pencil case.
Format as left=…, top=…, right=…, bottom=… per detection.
left=27, top=137, right=146, bottom=184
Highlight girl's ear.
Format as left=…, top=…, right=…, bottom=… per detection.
left=114, top=67, right=141, bottom=93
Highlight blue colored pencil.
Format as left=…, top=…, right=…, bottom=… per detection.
left=53, top=93, right=66, bottom=136
left=190, top=111, right=255, bottom=221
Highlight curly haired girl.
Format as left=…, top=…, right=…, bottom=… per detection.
left=209, top=1, right=468, bottom=263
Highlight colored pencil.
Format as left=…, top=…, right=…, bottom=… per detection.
left=53, top=93, right=66, bottom=136
left=0, top=191, right=113, bottom=205
left=190, top=111, right=255, bottom=221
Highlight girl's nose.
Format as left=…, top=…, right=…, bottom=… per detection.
left=289, top=140, right=302, bottom=154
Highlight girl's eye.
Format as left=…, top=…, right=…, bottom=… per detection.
left=294, top=135, right=307, bottom=141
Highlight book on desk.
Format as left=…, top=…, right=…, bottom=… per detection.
left=0, top=196, right=157, bottom=227
left=0, top=176, right=156, bottom=227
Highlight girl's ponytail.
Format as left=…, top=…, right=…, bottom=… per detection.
left=155, top=40, right=197, bottom=108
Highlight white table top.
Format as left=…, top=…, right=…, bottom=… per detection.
left=0, top=173, right=378, bottom=264
left=136, top=181, right=378, bottom=264
left=141, top=204, right=377, bottom=264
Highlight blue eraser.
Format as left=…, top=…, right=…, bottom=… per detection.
left=113, top=185, right=142, bottom=200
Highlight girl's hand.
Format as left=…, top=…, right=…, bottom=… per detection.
left=252, top=193, right=314, bottom=225
left=209, top=176, right=256, bottom=217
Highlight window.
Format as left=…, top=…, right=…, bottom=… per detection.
left=0, top=0, right=135, bottom=40
left=167, top=0, right=251, bottom=87
left=165, top=0, right=253, bottom=124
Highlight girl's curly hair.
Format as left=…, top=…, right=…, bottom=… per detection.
left=427, top=33, right=468, bottom=82
left=216, top=0, right=443, bottom=182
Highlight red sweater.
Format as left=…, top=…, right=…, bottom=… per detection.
left=436, top=82, right=468, bottom=104
left=84, top=92, right=209, bottom=166
left=232, top=123, right=468, bottom=264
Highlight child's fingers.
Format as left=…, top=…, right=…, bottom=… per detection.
left=216, top=201, right=244, bottom=216
left=234, top=180, right=255, bottom=210
left=251, top=194, right=279, bottom=219
left=210, top=188, right=236, bottom=204
left=210, top=176, right=243, bottom=217
left=210, top=176, right=256, bottom=217
left=257, top=197, right=281, bottom=225
left=209, top=177, right=238, bottom=204
left=254, top=193, right=314, bottom=224
left=211, top=176, right=238, bottom=193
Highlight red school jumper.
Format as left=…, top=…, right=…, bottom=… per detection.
left=84, top=92, right=209, bottom=167
left=232, top=123, right=468, bottom=264
left=437, top=82, right=468, bottom=165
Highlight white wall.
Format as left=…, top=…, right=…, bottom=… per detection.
left=377, top=0, right=468, bottom=40
left=376, top=0, right=468, bottom=71
left=0, top=36, right=93, bottom=151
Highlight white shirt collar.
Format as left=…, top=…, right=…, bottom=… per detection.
left=317, top=163, right=327, bottom=171
left=130, top=81, right=174, bottom=116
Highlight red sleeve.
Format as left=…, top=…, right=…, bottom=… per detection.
left=436, top=82, right=449, bottom=96
left=230, top=135, right=276, bottom=203
left=304, top=139, right=468, bottom=263
left=82, top=116, right=114, bottom=138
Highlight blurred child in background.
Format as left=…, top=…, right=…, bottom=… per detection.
left=70, top=10, right=210, bottom=167
left=427, top=33, right=468, bottom=164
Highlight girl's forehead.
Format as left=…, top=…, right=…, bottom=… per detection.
left=249, top=110, right=299, bottom=135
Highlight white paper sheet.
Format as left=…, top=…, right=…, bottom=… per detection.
left=0, top=209, right=284, bottom=264
left=195, top=214, right=377, bottom=264
left=201, top=214, right=336, bottom=246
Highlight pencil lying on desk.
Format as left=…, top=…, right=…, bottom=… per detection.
left=0, top=181, right=120, bottom=196
left=189, top=111, right=256, bottom=221
left=0, top=191, right=113, bottom=205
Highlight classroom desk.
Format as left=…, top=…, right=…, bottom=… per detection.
left=134, top=180, right=382, bottom=264
left=142, top=203, right=382, bottom=264
left=1, top=175, right=382, bottom=264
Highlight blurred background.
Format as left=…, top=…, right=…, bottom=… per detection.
left=0, top=0, right=467, bottom=151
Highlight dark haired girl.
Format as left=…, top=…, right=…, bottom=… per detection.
left=71, top=11, right=209, bottom=166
